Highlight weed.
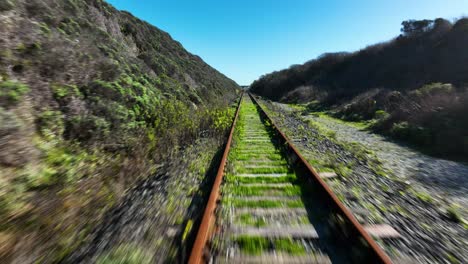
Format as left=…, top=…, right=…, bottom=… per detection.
left=226, top=198, right=304, bottom=208
left=0, top=80, right=29, bottom=107
left=412, top=190, right=433, bottom=204
left=0, top=0, right=14, bottom=11
left=37, top=110, right=64, bottom=139
left=235, top=214, right=267, bottom=227
left=234, top=236, right=269, bottom=255
left=227, top=175, right=298, bottom=184
left=274, top=238, right=306, bottom=255
left=96, top=244, right=152, bottom=264
left=229, top=185, right=302, bottom=196
left=446, top=204, right=466, bottom=226
left=182, top=220, right=193, bottom=241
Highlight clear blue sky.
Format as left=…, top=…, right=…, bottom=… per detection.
left=106, top=0, right=467, bottom=85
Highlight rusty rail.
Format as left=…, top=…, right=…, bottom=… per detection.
left=188, top=92, right=244, bottom=264
left=249, top=93, right=393, bottom=264
left=188, top=91, right=392, bottom=264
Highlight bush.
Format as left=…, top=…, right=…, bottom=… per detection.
left=0, top=80, right=29, bottom=107
left=65, top=115, right=110, bottom=142
left=37, top=110, right=64, bottom=139
left=0, top=107, right=21, bottom=136
left=374, top=110, right=389, bottom=119
left=390, top=121, right=432, bottom=146
left=410, top=83, right=454, bottom=97
left=51, top=83, right=82, bottom=103
left=81, top=80, right=120, bottom=101
left=96, top=245, right=151, bottom=264
left=0, top=0, right=14, bottom=11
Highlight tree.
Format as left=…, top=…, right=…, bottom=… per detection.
left=401, top=19, right=434, bottom=36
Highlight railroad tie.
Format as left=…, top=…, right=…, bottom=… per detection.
left=230, top=225, right=319, bottom=239
left=318, top=172, right=337, bottom=179
left=189, top=94, right=393, bottom=264
left=236, top=173, right=289, bottom=177
left=226, top=254, right=332, bottom=264
left=364, top=224, right=400, bottom=239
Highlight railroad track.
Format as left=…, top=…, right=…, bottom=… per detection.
left=188, top=93, right=395, bottom=264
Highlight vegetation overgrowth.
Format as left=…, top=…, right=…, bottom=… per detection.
left=251, top=18, right=468, bottom=159
left=0, top=0, right=239, bottom=261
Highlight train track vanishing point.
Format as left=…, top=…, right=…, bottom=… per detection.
left=188, top=92, right=394, bottom=264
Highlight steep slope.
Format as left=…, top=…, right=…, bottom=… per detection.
left=251, top=18, right=468, bottom=158
left=0, top=0, right=239, bottom=262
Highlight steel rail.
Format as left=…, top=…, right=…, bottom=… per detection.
left=249, top=93, right=393, bottom=264
left=188, top=92, right=244, bottom=264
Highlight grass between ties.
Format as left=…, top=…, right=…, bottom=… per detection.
left=234, top=236, right=307, bottom=255
left=222, top=97, right=312, bottom=257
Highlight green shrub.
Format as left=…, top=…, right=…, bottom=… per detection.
left=235, top=236, right=270, bottom=255
left=0, top=80, right=29, bottom=107
left=58, top=18, right=80, bottom=35
left=65, top=115, right=110, bottom=142
left=0, top=0, right=14, bottom=11
left=305, top=100, right=323, bottom=112
left=38, top=22, right=51, bottom=35
left=51, top=83, right=82, bottom=103
left=446, top=204, right=463, bottom=223
left=390, top=121, right=432, bottom=146
left=210, top=107, right=235, bottom=132
left=97, top=245, right=151, bottom=264
left=411, top=83, right=454, bottom=97
left=25, top=165, right=58, bottom=188
left=37, top=110, right=64, bottom=139
left=374, top=109, right=389, bottom=119
left=83, top=80, right=123, bottom=101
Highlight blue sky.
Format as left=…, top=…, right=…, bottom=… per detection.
left=107, top=0, right=468, bottom=85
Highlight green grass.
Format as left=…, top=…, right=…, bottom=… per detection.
left=0, top=80, right=29, bottom=107
left=234, top=236, right=269, bottom=255
left=235, top=214, right=267, bottom=227
left=235, top=160, right=289, bottom=166
left=229, top=185, right=303, bottom=196
left=308, top=111, right=372, bottom=130
left=226, top=175, right=298, bottom=184
left=273, top=238, right=307, bottom=255
left=96, top=244, right=151, bottom=264
left=235, top=166, right=290, bottom=174
left=226, top=198, right=304, bottom=208
left=234, top=236, right=307, bottom=255
left=446, top=203, right=468, bottom=228
left=412, top=190, right=434, bottom=204
left=234, top=148, right=280, bottom=155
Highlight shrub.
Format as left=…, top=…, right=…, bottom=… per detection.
left=0, top=0, right=14, bottom=11
left=390, top=121, right=432, bottom=146
left=82, top=80, right=122, bottom=101
left=96, top=244, right=151, bottom=264
left=410, top=83, right=454, bottom=97
left=0, top=107, right=21, bottom=136
left=37, top=110, right=64, bottom=139
left=374, top=109, right=389, bottom=119
left=51, top=83, right=82, bottom=102
left=210, top=107, right=235, bottom=132
left=38, top=22, right=51, bottom=35
left=0, top=80, right=29, bottom=107
left=65, top=115, right=110, bottom=142
left=25, top=165, right=59, bottom=188
left=58, top=18, right=81, bottom=35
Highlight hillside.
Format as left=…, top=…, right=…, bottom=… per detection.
left=250, top=18, right=468, bottom=158
left=0, top=0, right=239, bottom=262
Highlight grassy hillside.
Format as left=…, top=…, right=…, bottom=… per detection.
left=0, top=0, right=239, bottom=261
left=251, top=18, right=468, bottom=158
